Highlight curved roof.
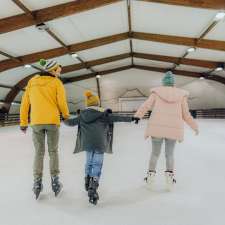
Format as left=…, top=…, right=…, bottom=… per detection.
left=0, top=0, right=225, bottom=112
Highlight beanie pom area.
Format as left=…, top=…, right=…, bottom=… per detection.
left=39, top=59, right=47, bottom=67
left=84, top=90, right=93, bottom=98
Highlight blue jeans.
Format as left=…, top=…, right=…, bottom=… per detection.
left=85, top=150, right=104, bottom=180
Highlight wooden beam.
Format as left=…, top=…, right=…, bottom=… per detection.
left=133, top=64, right=202, bottom=78
left=0, top=33, right=128, bottom=72
left=3, top=74, right=35, bottom=110
left=133, top=52, right=219, bottom=69
left=62, top=53, right=131, bottom=73
left=0, top=32, right=128, bottom=73
left=0, top=0, right=122, bottom=34
left=133, top=64, right=225, bottom=85
left=1, top=63, right=132, bottom=112
left=132, top=32, right=225, bottom=52
left=64, top=65, right=132, bottom=83
left=140, top=0, right=225, bottom=9
left=11, top=0, right=33, bottom=15
left=3, top=62, right=225, bottom=112
left=2, top=31, right=225, bottom=73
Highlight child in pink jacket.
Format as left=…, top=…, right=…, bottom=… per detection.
left=135, top=71, right=199, bottom=190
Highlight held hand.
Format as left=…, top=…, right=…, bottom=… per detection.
left=20, top=126, right=28, bottom=134
left=132, top=117, right=140, bottom=124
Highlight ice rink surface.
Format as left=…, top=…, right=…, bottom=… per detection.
left=0, top=119, right=225, bottom=225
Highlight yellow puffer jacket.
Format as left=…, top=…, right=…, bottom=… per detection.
left=20, top=75, right=69, bottom=127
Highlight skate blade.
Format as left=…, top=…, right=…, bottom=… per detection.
left=53, top=184, right=63, bottom=197
left=166, top=181, right=176, bottom=192
left=54, top=188, right=63, bottom=197
left=89, top=197, right=98, bottom=205
left=144, top=177, right=155, bottom=190
left=34, top=191, right=41, bottom=200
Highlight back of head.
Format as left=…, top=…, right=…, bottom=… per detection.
left=84, top=90, right=100, bottom=107
left=39, top=59, right=61, bottom=77
left=162, top=71, right=175, bottom=87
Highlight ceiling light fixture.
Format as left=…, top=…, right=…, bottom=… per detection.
left=187, top=47, right=196, bottom=53
left=200, top=77, right=205, bottom=80
left=215, top=67, right=223, bottom=72
left=24, top=64, right=31, bottom=68
left=36, top=22, right=49, bottom=31
left=214, top=12, right=225, bottom=21
left=71, top=53, right=78, bottom=58
left=96, top=75, right=101, bottom=79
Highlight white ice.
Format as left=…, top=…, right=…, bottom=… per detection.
left=0, top=119, right=225, bottom=225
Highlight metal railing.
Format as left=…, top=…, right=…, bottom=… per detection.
left=0, top=114, right=20, bottom=127
left=1, top=109, right=225, bottom=127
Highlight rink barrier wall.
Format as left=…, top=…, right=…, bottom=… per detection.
left=1, top=109, right=225, bottom=127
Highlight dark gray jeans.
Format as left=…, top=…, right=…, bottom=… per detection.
left=149, top=137, right=176, bottom=171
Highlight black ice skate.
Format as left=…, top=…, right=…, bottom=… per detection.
left=85, top=175, right=91, bottom=191
left=88, top=177, right=99, bottom=205
left=51, top=176, right=63, bottom=197
left=33, top=177, right=43, bottom=200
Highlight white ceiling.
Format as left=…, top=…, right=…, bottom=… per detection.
left=132, top=1, right=217, bottom=38
left=0, top=87, right=10, bottom=100
left=1, top=0, right=225, bottom=112
left=65, top=78, right=97, bottom=104
left=47, top=1, right=128, bottom=45
left=0, top=0, right=23, bottom=19
left=133, top=58, right=174, bottom=68
left=93, top=58, right=131, bottom=71
left=186, top=48, right=225, bottom=61
left=0, top=66, right=37, bottom=86
left=0, top=26, right=61, bottom=57
left=77, top=40, right=130, bottom=61
left=133, top=39, right=188, bottom=57
left=21, top=0, right=73, bottom=11
left=205, top=19, right=225, bottom=41
left=61, top=69, right=90, bottom=79
left=0, top=55, right=8, bottom=61
left=176, top=64, right=210, bottom=73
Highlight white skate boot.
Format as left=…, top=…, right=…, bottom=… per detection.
left=144, top=171, right=156, bottom=189
left=165, top=171, right=176, bottom=191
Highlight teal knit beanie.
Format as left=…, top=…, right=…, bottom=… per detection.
left=162, top=71, right=175, bottom=86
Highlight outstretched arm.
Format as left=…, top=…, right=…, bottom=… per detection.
left=106, top=114, right=133, bottom=123
left=63, top=117, right=79, bottom=126
left=135, top=93, right=156, bottom=118
left=182, top=97, right=198, bottom=132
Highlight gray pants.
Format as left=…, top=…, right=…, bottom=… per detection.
left=32, top=125, right=59, bottom=180
left=149, top=137, right=176, bottom=171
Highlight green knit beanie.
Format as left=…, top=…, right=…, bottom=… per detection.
left=162, top=71, right=175, bottom=86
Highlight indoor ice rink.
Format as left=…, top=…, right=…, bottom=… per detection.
left=0, top=1, right=225, bottom=225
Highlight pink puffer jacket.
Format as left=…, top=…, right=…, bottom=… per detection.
left=135, top=86, right=198, bottom=141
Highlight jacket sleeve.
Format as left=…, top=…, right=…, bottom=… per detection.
left=135, top=93, right=156, bottom=118
left=181, top=97, right=198, bottom=131
left=63, top=117, right=79, bottom=126
left=106, top=114, right=133, bottom=123
left=20, top=82, right=31, bottom=127
left=56, top=80, right=70, bottom=120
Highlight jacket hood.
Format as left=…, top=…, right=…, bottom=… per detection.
left=80, top=107, right=105, bottom=123
left=151, top=86, right=189, bottom=103
left=30, top=75, right=57, bottom=87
